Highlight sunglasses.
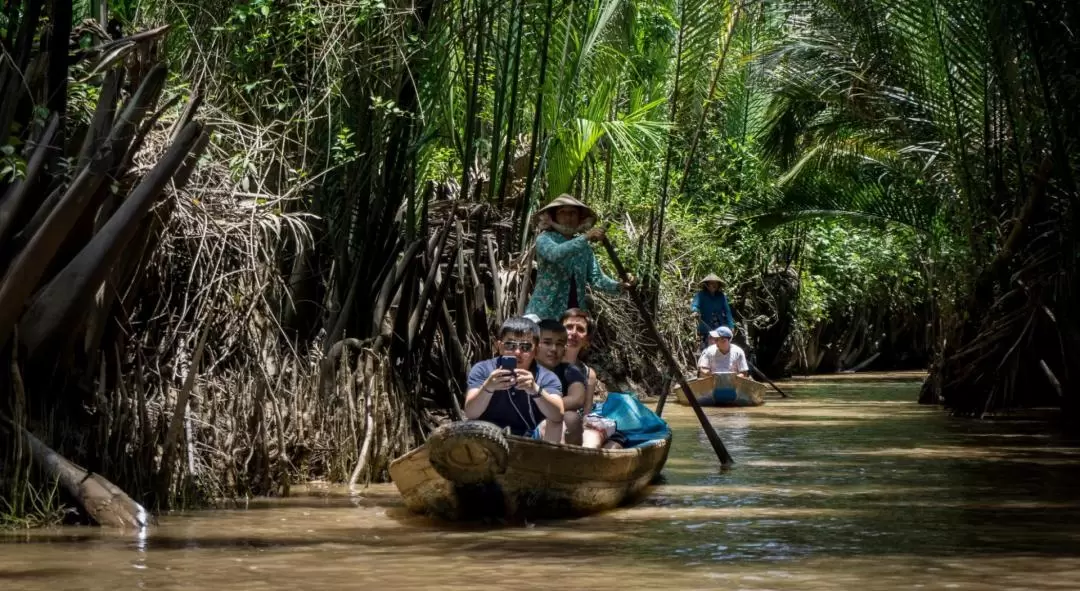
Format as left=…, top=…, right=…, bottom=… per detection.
left=502, top=341, right=534, bottom=353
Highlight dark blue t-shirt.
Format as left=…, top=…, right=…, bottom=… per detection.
left=550, top=363, right=586, bottom=395
left=467, top=358, right=563, bottom=436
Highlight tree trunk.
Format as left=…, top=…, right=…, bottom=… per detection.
left=2, top=414, right=149, bottom=529
left=18, top=122, right=206, bottom=355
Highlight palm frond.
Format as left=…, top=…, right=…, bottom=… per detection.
left=546, top=81, right=667, bottom=195
left=670, top=0, right=734, bottom=129
left=737, top=165, right=941, bottom=233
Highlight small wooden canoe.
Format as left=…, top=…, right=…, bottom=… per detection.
left=388, top=421, right=671, bottom=521
left=673, top=372, right=767, bottom=407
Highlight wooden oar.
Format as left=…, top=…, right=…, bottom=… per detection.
left=750, top=363, right=790, bottom=398
left=599, top=235, right=734, bottom=467
left=653, top=374, right=671, bottom=418
left=728, top=334, right=790, bottom=399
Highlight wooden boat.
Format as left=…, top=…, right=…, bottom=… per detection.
left=672, top=372, right=767, bottom=407
left=388, top=420, right=671, bottom=521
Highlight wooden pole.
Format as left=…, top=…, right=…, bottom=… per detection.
left=599, top=235, right=734, bottom=466
left=654, top=375, right=670, bottom=417
left=750, top=363, right=790, bottom=398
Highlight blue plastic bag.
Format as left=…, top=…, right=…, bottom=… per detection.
left=712, top=386, right=738, bottom=404
left=591, top=392, right=671, bottom=448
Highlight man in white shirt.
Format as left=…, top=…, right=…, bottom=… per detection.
left=697, top=326, right=749, bottom=377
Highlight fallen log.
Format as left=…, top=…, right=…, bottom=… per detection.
left=0, top=413, right=150, bottom=529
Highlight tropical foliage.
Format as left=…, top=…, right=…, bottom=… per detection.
left=1, top=0, right=1076, bottom=525
left=741, top=0, right=1078, bottom=415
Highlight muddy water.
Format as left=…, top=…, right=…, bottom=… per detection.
left=4, top=375, right=1080, bottom=590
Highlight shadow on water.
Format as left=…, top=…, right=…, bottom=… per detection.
left=3, top=377, right=1080, bottom=589
left=0, top=568, right=82, bottom=581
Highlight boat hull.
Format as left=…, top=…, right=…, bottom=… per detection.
left=388, top=432, right=671, bottom=521
left=673, top=373, right=766, bottom=407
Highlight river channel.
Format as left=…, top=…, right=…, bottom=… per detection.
left=3, top=374, right=1079, bottom=590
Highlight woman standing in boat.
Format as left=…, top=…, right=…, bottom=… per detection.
left=524, top=195, right=633, bottom=321
left=692, top=273, right=734, bottom=351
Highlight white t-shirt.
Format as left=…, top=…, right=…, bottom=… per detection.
left=697, top=343, right=749, bottom=374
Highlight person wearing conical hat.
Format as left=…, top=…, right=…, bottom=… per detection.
left=692, top=273, right=734, bottom=351
left=524, top=194, right=634, bottom=321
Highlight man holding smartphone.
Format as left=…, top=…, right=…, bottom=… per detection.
left=465, top=317, right=566, bottom=442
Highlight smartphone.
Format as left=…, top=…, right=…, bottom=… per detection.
left=496, top=356, right=518, bottom=389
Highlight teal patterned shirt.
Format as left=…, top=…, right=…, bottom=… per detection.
left=524, top=231, right=621, bottom=321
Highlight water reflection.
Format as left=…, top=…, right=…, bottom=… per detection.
left=3, top=377, right=1079, bottom=590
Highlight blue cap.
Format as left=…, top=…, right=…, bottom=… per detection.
left=710, top=326, right=733, bottom=339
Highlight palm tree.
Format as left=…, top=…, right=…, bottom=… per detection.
left=742, top=0, right=1079, bottom=417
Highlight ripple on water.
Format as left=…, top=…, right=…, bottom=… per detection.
left=2, top=377, right=1080, bottom=590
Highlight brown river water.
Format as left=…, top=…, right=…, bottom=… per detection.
left=3, top=373, right=1080, bottom=590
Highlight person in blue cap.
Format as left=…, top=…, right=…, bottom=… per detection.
left=691, top=273, right=734, bottom=351
left=696, top=326, right=749, bottom=378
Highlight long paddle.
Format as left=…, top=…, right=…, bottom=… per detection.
left=737, top=340, right=790, bottom=398
left=653, top=374, right=671, bottom=418
left=750, top=363, right=790, bottom=398
left=599, top=234, right=734, bottom=467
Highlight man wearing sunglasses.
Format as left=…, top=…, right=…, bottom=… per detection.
left=465, top=317, right=566, bottom=442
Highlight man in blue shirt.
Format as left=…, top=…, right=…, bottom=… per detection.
left=692, top=273, right=734, bottom=351
left=465, top=317, right=565, bottom=441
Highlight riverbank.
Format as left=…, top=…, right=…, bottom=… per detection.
left=783, top=370, right=928, bottom=382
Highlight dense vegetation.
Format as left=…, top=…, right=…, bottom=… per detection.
left=1, top=0, right=1075, bottom=525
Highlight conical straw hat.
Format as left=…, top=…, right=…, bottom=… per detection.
left=700, top=273, right=723, bottom=285
left=535, top=194, right=597, bottom=231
